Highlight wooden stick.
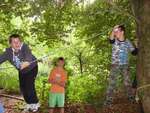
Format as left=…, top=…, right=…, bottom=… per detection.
left=0, top=94, right=24, bottom=101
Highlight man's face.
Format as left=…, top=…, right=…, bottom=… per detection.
left=10, top=38, right=22, bottom=50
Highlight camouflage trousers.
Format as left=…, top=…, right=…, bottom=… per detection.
left=106, top=64, right=133, bottom=102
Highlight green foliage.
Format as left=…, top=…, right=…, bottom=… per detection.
left=35, top=76, right=50, bottom=104
left=0, top=0, right=137, bottom=109
left=0, top=68, right=19, bottom=93
left=66, top=75, right=107, bottom=104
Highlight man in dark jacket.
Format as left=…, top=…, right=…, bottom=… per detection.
left=0, top=34, right=40, bottom=112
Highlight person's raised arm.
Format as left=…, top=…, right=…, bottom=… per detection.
left=109, top=25, right=119, bottom=44
left=0, top=50, right=8, bottom=64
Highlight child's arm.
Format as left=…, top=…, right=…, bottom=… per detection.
left=48, top=69, right=56, bottom=84
left=49, top=79, right=65, bottom=87
left=49, top=79, right=64, bottom=87
left=49, top=79, right=58, bottom=84
left=58, top=71, right=67, bottom=88
left=58, top=82, right=66, bottom=87
left=109, top=25, right=119, bottom=44
left=53, top=71, right=67, bottom=87
left=127, top=40, right=138, bottom=56
left=48, top=69, right=62, bottom=85
left=131, top=48, right=138, bottom=56
left=0, top=49, right=8, bottom=64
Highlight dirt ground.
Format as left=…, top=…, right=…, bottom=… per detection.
left=0, top=89, right=143, bottom=113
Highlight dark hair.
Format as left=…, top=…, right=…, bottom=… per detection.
left=58, top=57, right=65, bottom=62
left=118, top=25, right=125, bottom=32
left=9, top=34, right=21, bottom=44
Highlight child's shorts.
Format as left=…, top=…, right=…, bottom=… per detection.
left=49, top=92, right=65, bottom=108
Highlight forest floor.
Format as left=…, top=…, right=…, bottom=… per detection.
left=0, top=89, right=143, bottom=113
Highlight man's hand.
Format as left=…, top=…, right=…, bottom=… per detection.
left=20, top=62, right=30, bottom=70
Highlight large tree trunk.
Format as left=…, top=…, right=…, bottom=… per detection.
left=131, top=0, right=150, bottom=113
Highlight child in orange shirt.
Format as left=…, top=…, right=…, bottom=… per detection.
left=48, top=57, right=67, bottom=113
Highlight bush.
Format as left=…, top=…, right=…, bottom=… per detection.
left=35, top=75, right=50, bottom=104
left=66, top=74, right=107, bottom=105
left=0, top=69, right=19, bottom=93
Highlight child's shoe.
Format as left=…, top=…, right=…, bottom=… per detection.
left=128, top=96, right=136, bottom=103
left=103, top=99, right=113, bottom=107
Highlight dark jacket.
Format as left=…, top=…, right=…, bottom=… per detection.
left=0, top=43, right=37, bottom=73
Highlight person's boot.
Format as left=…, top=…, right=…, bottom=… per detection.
left=103, top=98, right=113, bottom=107
left=30, top=103, right=40, bottom=112
left=128, top=96, right=136, bottom=103
left=23, top=104, right=32, bottom=112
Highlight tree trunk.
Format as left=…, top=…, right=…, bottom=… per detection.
left=78, top=52, right=83, bottom=75
left=131, top=0, right=150, bottom=113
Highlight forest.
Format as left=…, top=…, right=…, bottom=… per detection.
left=0, top=0, right=150, bottom=113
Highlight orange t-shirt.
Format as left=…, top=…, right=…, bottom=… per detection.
left=48, top=67, right=67, bottom=93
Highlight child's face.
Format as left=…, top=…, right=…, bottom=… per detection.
left=10, top=38, right=22, bottom=51
left=114, top=28, right=124, bottom=39
left=57, top=60, right=65, bottom=67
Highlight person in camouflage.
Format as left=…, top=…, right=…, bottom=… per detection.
left=104, top=25, right=138, bottom=106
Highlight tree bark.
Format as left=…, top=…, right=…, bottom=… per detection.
left=77, top=52, right=83, bottom=75
left=131, top=0, right=150, bottom=113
